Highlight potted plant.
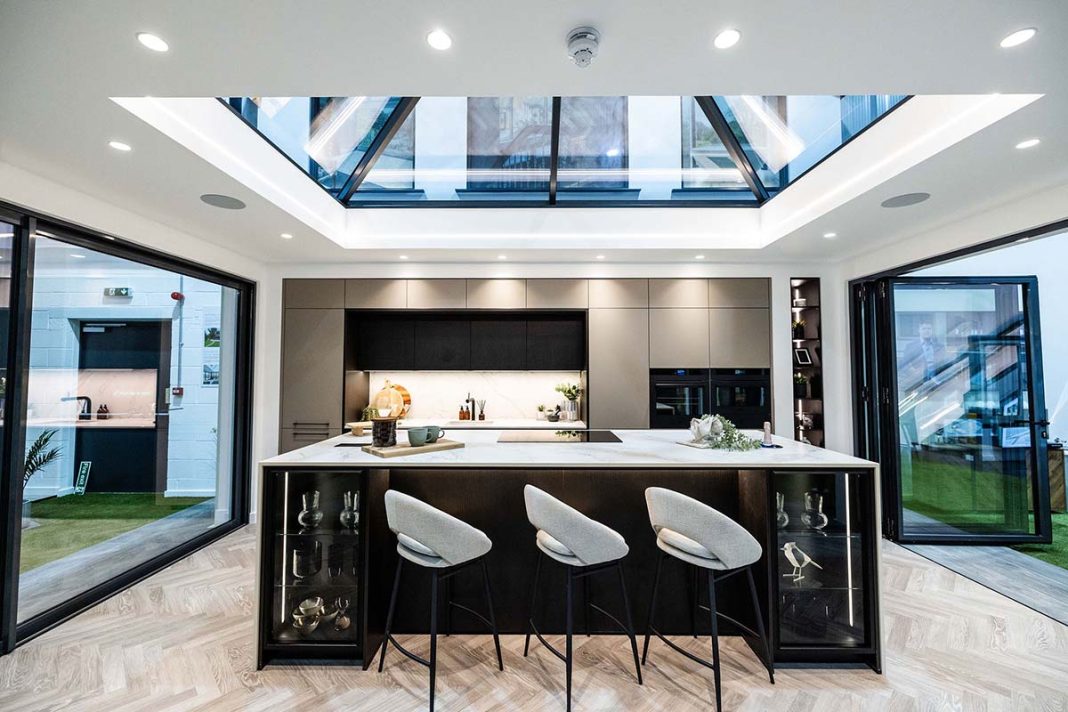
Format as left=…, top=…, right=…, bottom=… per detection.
left=792, top=318, right=807, bottom=340
left=22, top=429, right=62, bottom=529
left=536, top=404, right=547, bottom=420
left=555, top=383, right=583, bottom=422
left=793, top=373, right=809, bottom=399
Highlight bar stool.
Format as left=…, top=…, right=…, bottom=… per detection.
left=378, top=490, right=503, bottom=712
left=642, top=487, right=774, bottom=712
left=522, top=484, right=642, bottom=711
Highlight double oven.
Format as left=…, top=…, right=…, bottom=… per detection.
left=649, top=368, right=771, bottom=429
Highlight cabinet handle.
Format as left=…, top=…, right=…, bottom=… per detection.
left=292, top=421, right=330, bottom=428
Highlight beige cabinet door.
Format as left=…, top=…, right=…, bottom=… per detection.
left=708, top=278, right=770, bottom=308
left=526, top=279, right=589, bottom=309
left=709, top=308, right=771, bottom=367
left=280, top=308, right=344, bottom=430
left=407, top=279, right=466, bottom=309
left=649, top=279, right=709, bottom=308
left=588, top=279, right=649, bottom=308
left=588, top=309, right=650, bottom=428
left=466, top=279, right=526, bottom=309
left=283, top=279, right=344, bottom=308
left=345, top=279, right=407, bottom=309
left=279, top=427, right=334, bottom=454
left=649, top=309, right=710, bottom=367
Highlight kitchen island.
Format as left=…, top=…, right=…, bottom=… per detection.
left=256, top=429, right=881, bottom=673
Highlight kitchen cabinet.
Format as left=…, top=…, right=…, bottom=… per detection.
left=470, top=319, right=527, bottom=370
left=649, top=279, right=709, bottom=308
left=413, top=319, right=471, bottom=370
left=527, top=316, right=586, bottom=370
left=466, top=279, right=526, bottom=309
left=588, top=279, right=649, bottom=308
left=280, top=308, right=344, bottom=431
left=279, top=427, right=335, bottom=454
left=649, top=308, right=710, bottom=368
left=588, top=309, right=649, bottom=428
left=406, top=279, right=466, bottom=309
left=284, top=279, right=345, bottom=309
left=709, top=278, right=770, bottom=308
left=709, top=308, right=771, bottom=367
left=345, top=279, right=407, bottom=309
left=355, top=317, right=415, bottom=370
left=526, top=279, right=589, bottom=309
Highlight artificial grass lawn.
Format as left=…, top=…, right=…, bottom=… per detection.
left=20, top=493, right=208, bottom=573
left=902, top=456, right=1068, bottom=571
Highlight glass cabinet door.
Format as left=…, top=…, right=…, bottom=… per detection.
left=773, top=471, right=869, bottom=649
left=267, top=470, right=363, bottom=650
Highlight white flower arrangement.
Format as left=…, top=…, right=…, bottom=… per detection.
left=687, top=414, right=761, bottom=451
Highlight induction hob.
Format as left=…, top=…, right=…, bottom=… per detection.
left=497, top=430, right=622, bottom=443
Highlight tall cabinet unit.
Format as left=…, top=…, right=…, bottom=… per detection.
left=790, top=278, right=824, bottom=447
left=280, top=281, right=345, bottom=453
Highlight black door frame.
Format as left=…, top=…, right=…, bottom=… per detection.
left=0, top=199, right=256, bottom=653
left=849, top=218, right=1067, bottom=544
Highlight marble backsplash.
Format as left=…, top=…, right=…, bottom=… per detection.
left=368, top=371, right=584, bottom=420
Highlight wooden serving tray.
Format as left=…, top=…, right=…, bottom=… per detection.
left=361, top=439, right=465, bottom=458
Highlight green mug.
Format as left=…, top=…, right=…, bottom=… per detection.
left=425, top=425, right=447, bottom=443
left=407, top=427, right=430, bottom=447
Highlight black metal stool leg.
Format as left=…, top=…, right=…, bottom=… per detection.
left=641, top=550, right=664, bottom=664
left=429, top=571, right=439, bottom=712
left=565, top=566, right=574, bottom=712
left=615, top=562, right=643, bottom=685
left=378, top=557, right=403, bottom=673
left=583, top=576, right=591, bottom=637
left=524, top=553, right=543, bottom=657
left=707, top=570, right=722, bottom=712
left=444, top=576, right=452, bottom=637
left=480, top=559, right=504, bottom=671
left=689, top=564, right=699, bottom=638
left=745, top=566, right=774, bottom=684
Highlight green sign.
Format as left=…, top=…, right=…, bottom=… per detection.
left=74, top=461, right=92, bottom=495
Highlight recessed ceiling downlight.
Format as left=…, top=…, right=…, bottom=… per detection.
left=881, top=192, right=930, bottom=208
left=200, top=193, right=246, bottom=210
left=108, top=140, right=132, bottom=152
left=822, top=232, right=837, bottom=239
left=1000, top=28, right=1037, bottom=48
left=427, top=29, right=452, bottom=50
left=1015, top=138, right=1041, bottom=149
left=136, top=32, right=169, bottom=52
left=714, top=29, right=741, bottom=49
left=280, top=233, right=293, bottom=240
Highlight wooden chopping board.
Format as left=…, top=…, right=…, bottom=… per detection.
left=361, top=439, right=465, bottom=458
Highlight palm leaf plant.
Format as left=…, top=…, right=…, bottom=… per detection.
left=24, top=429, right=62, bottom=490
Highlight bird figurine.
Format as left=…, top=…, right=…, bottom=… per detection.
left=782, top=541, right=823, bottom=582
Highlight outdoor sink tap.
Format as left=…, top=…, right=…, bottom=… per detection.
left=61, top=395, right=93, bottom=421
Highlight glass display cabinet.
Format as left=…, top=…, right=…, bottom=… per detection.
left=257, top=468, right=384, bottom=668
left=768, top=470, right=879, bottom=669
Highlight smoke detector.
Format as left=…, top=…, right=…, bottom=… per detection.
left=567, top=27, right=600, bottom=68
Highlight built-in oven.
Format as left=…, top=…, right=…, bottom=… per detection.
left=708, top=368, right=771, bottom=429
left=649, top=368, right=772, bottom=429
left=649, top=369, right=709, bottom=429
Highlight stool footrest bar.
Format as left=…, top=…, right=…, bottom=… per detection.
left=386, top=634, right=431, bottom=668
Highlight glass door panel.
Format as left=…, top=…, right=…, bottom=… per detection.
left=889, top=279, right=1049, bottom=541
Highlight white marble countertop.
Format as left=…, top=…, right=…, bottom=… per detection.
left=263, top=428, right=877, bottom=470
left=394, top=418, right=586, bottom=430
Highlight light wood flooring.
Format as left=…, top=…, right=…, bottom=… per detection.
left=1, top=526, right=1066, bottom=711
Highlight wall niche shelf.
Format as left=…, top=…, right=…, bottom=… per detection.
left=791, top=278, right=824, bottom=448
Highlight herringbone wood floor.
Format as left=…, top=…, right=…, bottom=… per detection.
left=1, top=526, right=1066, bottom=711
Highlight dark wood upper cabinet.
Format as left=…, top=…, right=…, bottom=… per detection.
left=414, top=319, right=471, bottom=370
left=356, top=317, right=414, bottom=370
left=471, top=319, right=527, bottom=370
left=526, top=317, right=586, bottom=370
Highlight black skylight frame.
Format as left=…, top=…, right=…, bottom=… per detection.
left=220, top=95, right=910, bottom=209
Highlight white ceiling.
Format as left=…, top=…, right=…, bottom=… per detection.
left=1, top=0, right=1066, bottom=265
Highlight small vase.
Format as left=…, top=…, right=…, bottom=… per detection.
left=794, top=383, right=808, bottom=399
left=292, top=539, right=322, bottom=580
left=801, top=489, right=829, bottom=532
left=339, top=491, right=358, bottom=530
left=297, top=490, right=323, bottom=530
left=775, top=492, right=790, bottom=530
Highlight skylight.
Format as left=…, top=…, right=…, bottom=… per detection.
left=225, top=94, right=907, bottom=208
